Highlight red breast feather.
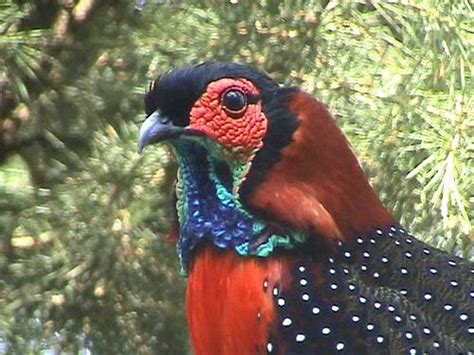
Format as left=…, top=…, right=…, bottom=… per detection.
left=186, top=246, right=288, bottom=355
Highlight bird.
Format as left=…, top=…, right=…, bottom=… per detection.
left=138, top=62, right=473, bottom=355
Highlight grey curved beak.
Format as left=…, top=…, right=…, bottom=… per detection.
left=137, top=111, right=185, bottom=153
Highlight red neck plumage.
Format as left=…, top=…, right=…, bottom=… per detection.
left=247, top=91, right=395, bottom=244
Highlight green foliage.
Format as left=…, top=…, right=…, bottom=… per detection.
left=1, top=127, right=186, bottom=353
left=0, top=1, right=52, bottom=102
left=0, top=0, right=472, bottom=353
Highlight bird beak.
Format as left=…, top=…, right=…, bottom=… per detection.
left=137, top=111, right=186, bottom=153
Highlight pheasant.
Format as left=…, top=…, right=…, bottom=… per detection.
left=138, top=62, right=473, bottom=354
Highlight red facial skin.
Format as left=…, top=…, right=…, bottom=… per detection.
left=188, top=78, right=268, bottom=157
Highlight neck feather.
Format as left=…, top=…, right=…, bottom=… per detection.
left=244, top=91, right=395, bottom=243
left=172, top=140, right=306, bottom=274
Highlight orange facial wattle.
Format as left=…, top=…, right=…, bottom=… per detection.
left=188, top=78, right=268, bottom=156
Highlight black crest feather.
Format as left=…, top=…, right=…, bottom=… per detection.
left=144, top=62, right=278, bottom=126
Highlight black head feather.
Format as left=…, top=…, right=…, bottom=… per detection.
left=144, top=62, right=279, bottom=126
left=240, top=87, right=299, bottom=204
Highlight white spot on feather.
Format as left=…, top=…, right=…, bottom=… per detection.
left=444, top=304, right=453, bottom=311
left=266, top=342, right=273, bottom=353
left=296, top=334, right=306, bottom=342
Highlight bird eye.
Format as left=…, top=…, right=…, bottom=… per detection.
left=222, top=89, right=247, bottom=117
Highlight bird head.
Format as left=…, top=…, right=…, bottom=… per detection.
left=139, top=62, right=394, bottom=260
left=139, top=63, right=286, bottom=161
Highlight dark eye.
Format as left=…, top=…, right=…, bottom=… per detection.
left=222, top=89, right=247, bottom=116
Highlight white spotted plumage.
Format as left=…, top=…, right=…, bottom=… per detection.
left=269, top=226, right=473, bottom=353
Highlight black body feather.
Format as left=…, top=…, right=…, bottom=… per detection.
left=271, top=226, right=473, bottom=354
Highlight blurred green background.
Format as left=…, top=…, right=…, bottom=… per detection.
left=0, top=0, right=472, bottom=353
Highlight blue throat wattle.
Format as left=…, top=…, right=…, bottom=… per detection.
left=171, top=140, right=306, bottom=275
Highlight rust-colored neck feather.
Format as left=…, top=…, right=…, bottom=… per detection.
left=248, top=91, right=395, bottom=243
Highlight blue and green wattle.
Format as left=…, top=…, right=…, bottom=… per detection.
left=171, top=140, right=305, bottom=275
